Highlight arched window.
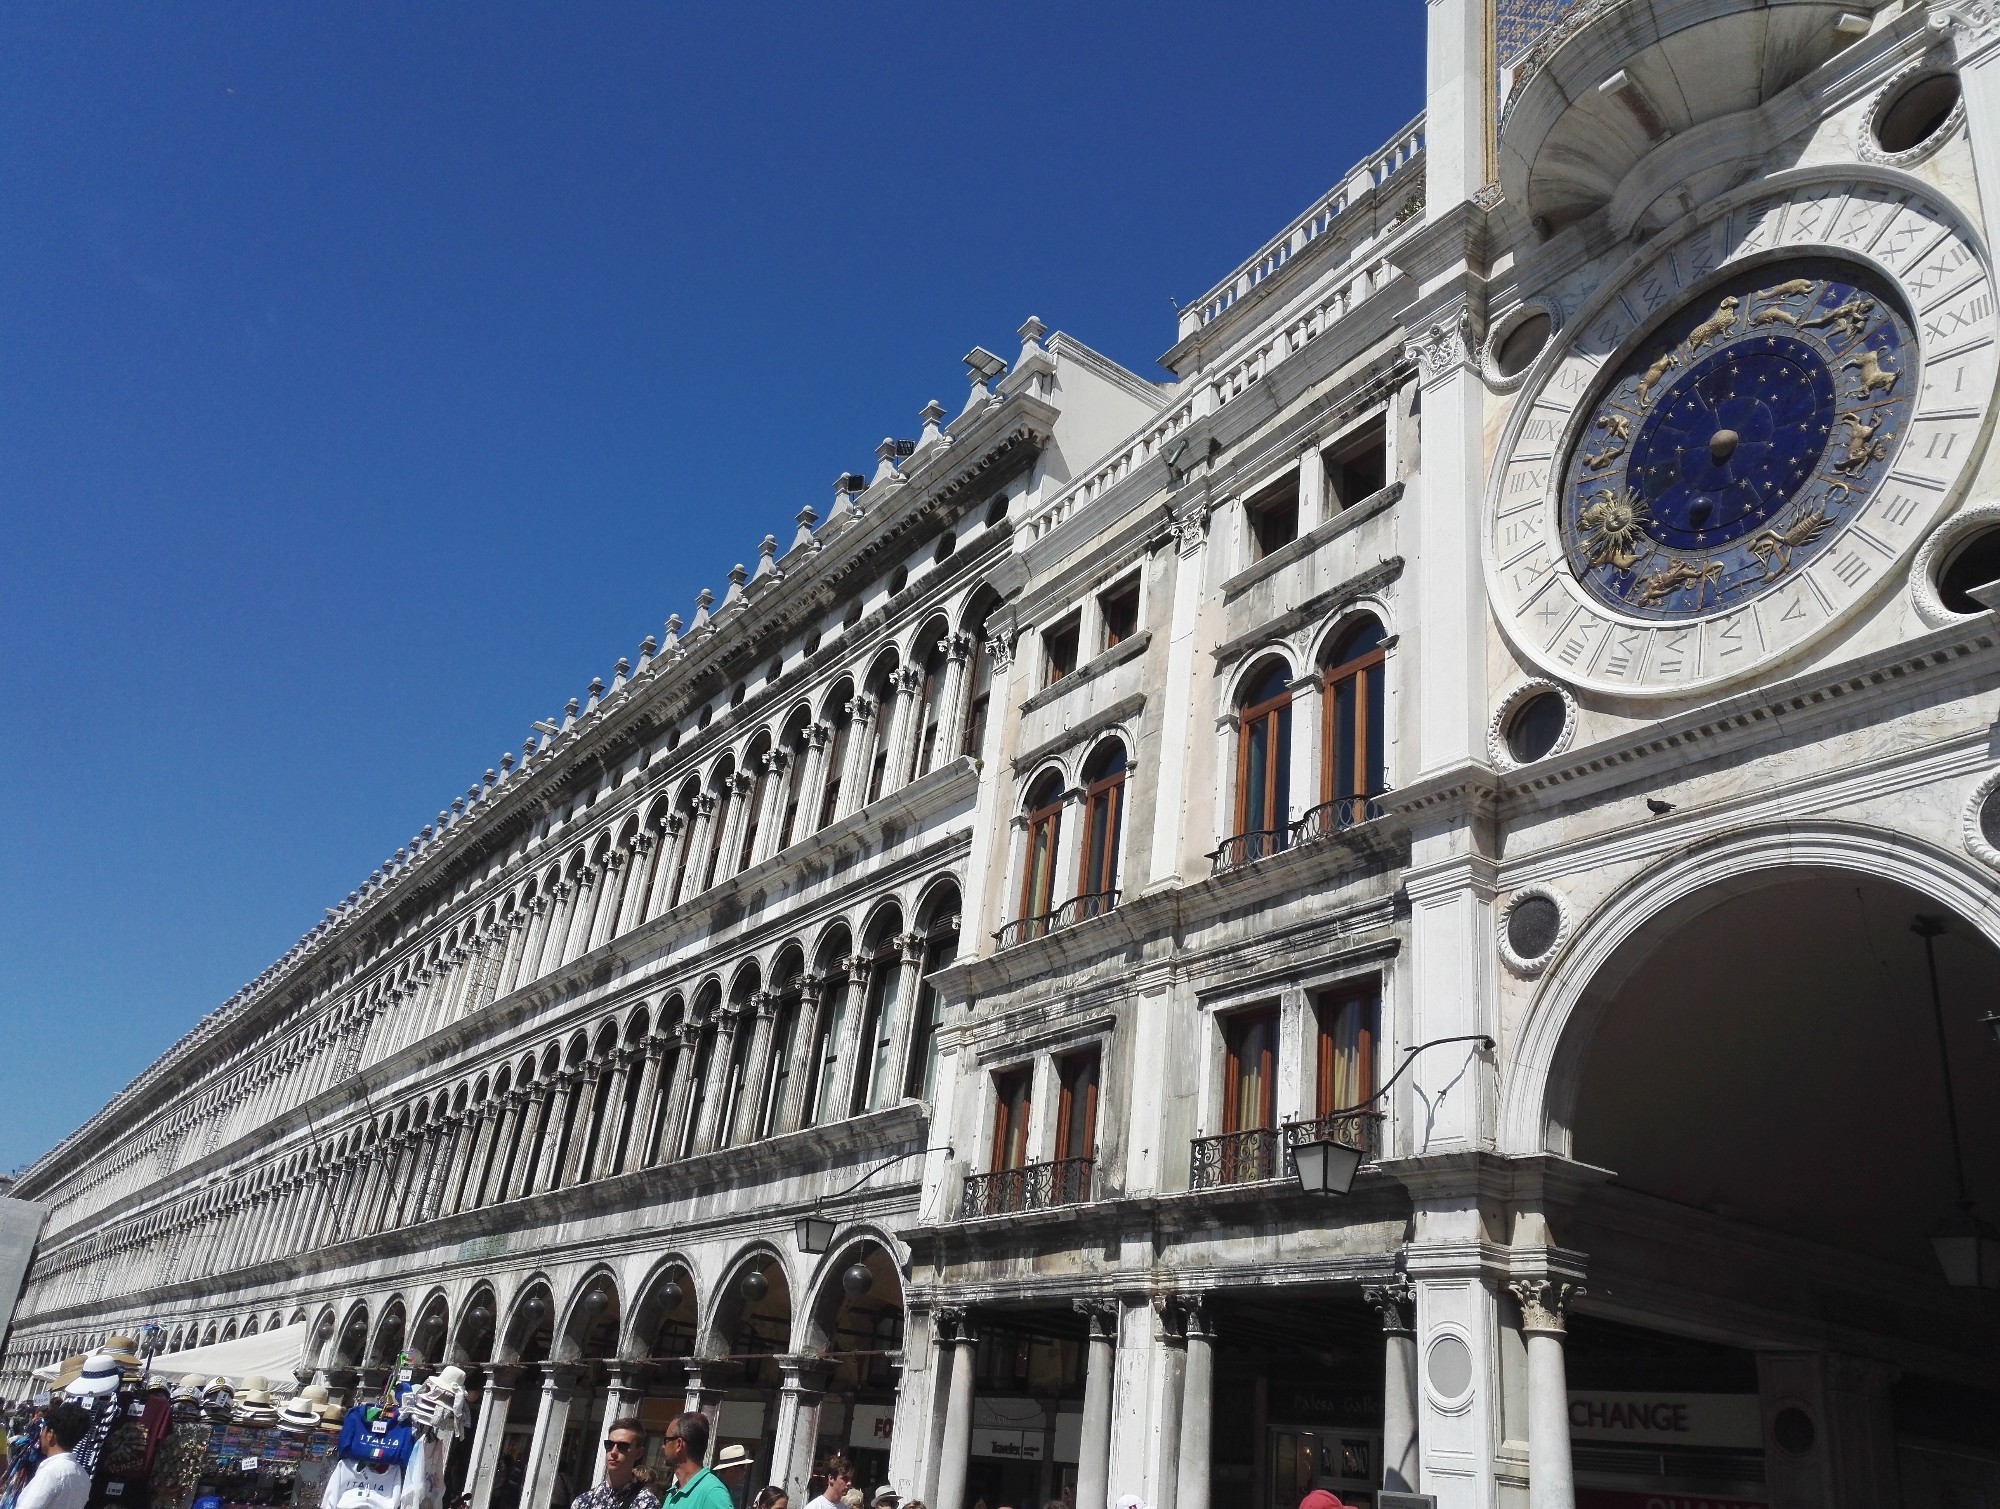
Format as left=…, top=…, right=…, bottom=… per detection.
left=1321, top=617, right=1386, bottom=820
left=759, top=948, right=806, bottom=1139
left=667, top=783, right=701, bottom=910
left=865, top=655, right=901, bottom=806
left=1234, top=658, right=1293, bottom=856
left=777, top=709, right=813, bottom=853
left=807, top=929, right=852, bottom=1125
left=960, top=593, right=1000, bottom=758
left=1018, top=772, right=1065, bottom=927
left=906, top=887, right=960, bottom=1103
left=1078, top=741, right=1127, bottom=908
left=911, top=621, right=950, bottom=780
left=679, top=985, right=722, bottom=1160
left=718, top=968, right=760, bottom=1146
left=818, top=684, right=854, bottom=830
left=738, top=734, right=773, bottom=872
left=701, top=760, right=736, bottom=891
left=853, top=910, right=905, bottom=1115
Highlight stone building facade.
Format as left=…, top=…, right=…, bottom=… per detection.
left=8, top=3, right=2000, bottom=1508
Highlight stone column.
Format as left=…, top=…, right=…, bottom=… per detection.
left=466, top=1368, right=516, bottom=1509
left=593, top=1364, right=638, bottom=1488
left=796, top=723, right=833, bottom=838
left=884, top=665, right=927, bottom=792
left=715, top=771, right=755, bottom=880
left=645, top=814, right=689, bottom=917
left=692, top=1009, right=744, bottom=1153
left=879, top=933, right=930, bottom=1106
left=534, top=881, right=573, bottom=976
left=512, top=1087, right=554, bottom=1199
left=1511, top=1280, right=1582, bottom=1509
left=589, top=853, right=627, bottom=951
left=824, top=955, right=873, bottom=1122
left=769, top=1357, right=830, bottom=1502
left=1176, top=1298, right=1214, bottom=1509
left=776, top=977, right=825, bottom=1135
left=561, top=1067, right=605, bottom=1187
left=681, top=794, right=718, bottom=899
left=682, top=1363, right=724, bottom=1443
left=835, top=697, right=876, bottom=822
left=478, top=1096, right=521, bottom=1207
left=591, top=1052, right=635, bottom=1181
left=749, top=749, right=792, bottom=866
left=539, top=1074, right=581, bottom=1191
left=1073, top=1300, right=1118, bottom=1509
left=520, top=1365, right=579, bottom=1509
left=451, top=1105, right=498, bottom=1214
left=1365, top=1277, right=1420, bottom=1494
left=622, top=1038, right=666, bottom=1173
left=934, top=1308, right=977, bottom=1509
left=562, top=869, right=601, bottom=963
left=658, top=1024, right=702, bottom=1163
left=517, top=895, right=555, bottom=988
left=734, top=992, right=780, bottom=1144
left=928, top=634, right=974, bottom=776
left=493, top=913, right=531, bottom=999
left=616, top=832, right=658, bottom=934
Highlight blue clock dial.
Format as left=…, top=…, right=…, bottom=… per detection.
left=1559, top=261, right=1917, bottom=620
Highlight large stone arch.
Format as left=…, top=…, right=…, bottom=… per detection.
left=796, top=1227, right=907, bottom=1356
left=701, top=1242, right=796, bottom=1360
left=555, top=1265, right=621, bottom=1363
left=621, top=1253, right=701, bottom=1363
left=1499, top=819, right=2000, bottom=1160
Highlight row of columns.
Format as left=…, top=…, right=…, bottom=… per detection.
left=916, top=1275, right=1580, bottom=1509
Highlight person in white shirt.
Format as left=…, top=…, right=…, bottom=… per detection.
left=19, top=1404, right=93, bottom=1509
left=799, top=1456, right=851, bottom=1509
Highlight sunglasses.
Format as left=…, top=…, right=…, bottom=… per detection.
left=603, top=1441, right=639, bottom=1454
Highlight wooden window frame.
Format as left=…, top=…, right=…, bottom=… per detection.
left=990, top=1066, right=1033, bottom=1173
left=1018, top=785, right=1064, bottom=921
left=1235, top=680, right=1293, bottom=837
left=1078, top=764, right=1125, bottom=897
left=1321, top=634, right=1386, bottom=805
left=1055, top=1047, right=1101, bottom=1162
left=1222, top=1006, right=1280, bottom=1133
left=1313, top=982, right=1380, bottom=1116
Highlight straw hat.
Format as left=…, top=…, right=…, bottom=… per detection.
left=50, top=1355, right=87, bottom=1392
left=421, top=1366, right=466, bottom=1395
left=277, top=1396, right=321, bottom=1432
left=66, top=1352, right=124, bottom=1398
left=714, top=1445, right=752, bottom=1472
left=103, top=1336, right=145, bottom=1372
left=238, top=1386, right=274, bottom=1406
left=241, top=1376, right=270, bottom=1395
left=300, top=1385, right=331, bottom=1405
left=318, top=1402, right=346, bottom=1432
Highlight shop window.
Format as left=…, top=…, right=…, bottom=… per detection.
left=1099, top=575, right=1140, bottom=649
left=1078, top=740, right=1127, bottom=900
left=1223, top=1007, right=1279, bottom=1133
left=1056, top=1048, right=1100, bottom=1162
left=1043, top=614, right=1081, bottom=687
left=990, top=1067, right=1033, bottom=1172
left=1314, top=983, right=1379, bottom=1114
left=1246, top=474, right=1300, bottom=560
left=1018, top=772, right=1065, bottom=923
left=1325, top=418, right=1388, bottom=509
left=1235, top=658, right=1293, bottom=843
left=1321, top=618, right=1387, bottom=809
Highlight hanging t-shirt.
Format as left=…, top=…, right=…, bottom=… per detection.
left=320, top=1458, right=404, bottom=1509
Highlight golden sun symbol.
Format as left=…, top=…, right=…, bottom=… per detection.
left=1577, top=487, right=1653, bottom=571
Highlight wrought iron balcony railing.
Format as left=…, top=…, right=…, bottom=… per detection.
left=960, top=1157, right=1094, bottom=1218
left=1190, top=1127, right=1282, bottom=1188
left=993, top=889, right=1120, bottom=950
left=1192, top=1110, right=1384, bottom=1190
left=1210, top=795, right=1388, bottom=876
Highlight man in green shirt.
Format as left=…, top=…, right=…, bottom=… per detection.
left=657, top=1413, right=734, bottom=1509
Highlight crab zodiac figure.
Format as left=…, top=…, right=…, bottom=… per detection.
left=1747, top=498, right=1838, bottom=580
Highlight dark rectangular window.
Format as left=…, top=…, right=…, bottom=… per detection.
left=990, top=1067, right=1033, bottom=1172
left=1043, top=615, right=1080, bottom=687
left=1056, top=1048, right=1100, bottom=1162
left=1325, top=418, right=1388, bottom=510
left=1223, top=1007, right=1279, bottom=1132
left=1099, top=576, right=1140, bottom=648
left=1246, top=474, right=1300, bottom=560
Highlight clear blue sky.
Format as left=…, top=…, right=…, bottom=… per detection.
left=0, top=4, right=1427, bottom=1171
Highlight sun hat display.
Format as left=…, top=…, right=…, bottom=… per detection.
left=277, top=1392, right=322, bottom=1432
left=65, top=1352, right=124, bottom=1398
left=102, top=1336, right=145, bottom=1373
left=233, top=1380, right=279, bottom=1427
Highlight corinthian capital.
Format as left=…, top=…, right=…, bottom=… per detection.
left=1404, top=303, right=1484, bottom=385
left=1508, top=1277, right=1583, bottom=1335
left=1361, top=1275, right=1415, bottom=1337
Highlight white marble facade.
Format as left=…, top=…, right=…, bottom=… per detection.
left=10, top=4, right=2000, bottom=1508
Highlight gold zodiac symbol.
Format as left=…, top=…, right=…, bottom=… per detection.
left=1583, top=412, right=1631, bottom=470
left=1633, top=556, right=1725, bottom=608
left=1578, top=487, right=1652, bottom=571
left=1842, top=347, right=1898, bottom=397
left=1804, top=296, right=1875, bottom=343
left=1746, top=498, right=1837, bottom=580
left=1749, top=278, right=1818, bottom=327
left=1684, top=296, right=1741, bottom=356
left=1635, top=350, right=1680, bottom=410
left=1831, top=410, right=1891, bottom=475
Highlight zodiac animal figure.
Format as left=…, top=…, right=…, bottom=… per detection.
left=1805, top=296, right=1875, bottom=344
left=1583, top=411, right=1632, bottom=470
left=1747, top=500, right=1836, bottom=580
left=1578, top=487, right=1653, bottom=571
left=1635, top=349, right=1680, bottom=409
left=1831, top=410, right=1891, bottom=475
left=1684, top=296, right=1741, bottom=355
left=1634, top=556, right=1725, bottom=608
left=1842, top=347, right=1899, bottom=397
left=1750, top=278, right=1818, bottom=326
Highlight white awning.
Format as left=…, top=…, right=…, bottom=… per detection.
left=148, top=1321, right=312, bottom=1393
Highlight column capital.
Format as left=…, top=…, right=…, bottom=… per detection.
left=932, top=1302, right=973, bottom=1342
left=1508, top=1277, right=1583, bottom=1336
left=1361, top=1276, right=1416, bottom=1337
left=1072, top=1297, right=1120, bottom=1338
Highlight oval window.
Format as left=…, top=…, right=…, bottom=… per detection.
left=1505, top=691, right=1566, bottom=764
left=1877, top=73, right=1960, bottom=154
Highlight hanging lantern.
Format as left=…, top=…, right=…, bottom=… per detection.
left=841, top=1263, right=874, bottom=1298
left=583, top=1290, right=609, bottom=1316
left=524, top=1296, right=547, bottom=1321
left=467, top=1306, right=492, bottom=1330
left=658, top=1281, right=684, bottom=1312
left=740, top=1270, right=768, bottom=1303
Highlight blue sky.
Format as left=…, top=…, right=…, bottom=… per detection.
left=0, top=4, right=1426, bottom=1171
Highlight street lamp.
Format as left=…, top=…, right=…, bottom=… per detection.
left=1291, top=1034, right=1495, bottom=1199
left=791, top=1144, right=953, bottom=1253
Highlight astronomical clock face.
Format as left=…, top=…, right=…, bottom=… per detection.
left=1488, top=179, right=1996, bottom=696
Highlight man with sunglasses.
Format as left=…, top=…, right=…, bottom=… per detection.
left=570, top=1420, right=659, bottom=1509
left=656, top=1412, right=732, bottom=1509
